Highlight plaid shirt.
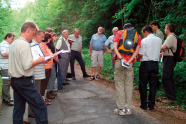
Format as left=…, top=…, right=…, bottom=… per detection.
left=113, top=30, right=141, bottom=63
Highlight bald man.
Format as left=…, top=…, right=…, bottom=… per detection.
left=69, top=29, right=90, bottom=80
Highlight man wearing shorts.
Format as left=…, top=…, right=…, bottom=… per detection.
left=89, top=27, right=107, bottom=80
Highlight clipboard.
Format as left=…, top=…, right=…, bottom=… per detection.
left=31, top=44, right=45, bottom=60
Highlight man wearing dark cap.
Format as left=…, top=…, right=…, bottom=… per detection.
left=113, top=23, right=141, bottom=116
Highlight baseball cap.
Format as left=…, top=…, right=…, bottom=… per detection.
left=124, top=23, right=133, bottom=29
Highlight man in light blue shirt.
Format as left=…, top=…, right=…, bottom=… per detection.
left=105, top=27, right=118, bottom=69
left=89, top=27, right=107, bottom=80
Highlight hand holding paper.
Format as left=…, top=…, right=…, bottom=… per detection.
left=44, top=49, right=70, bottom=61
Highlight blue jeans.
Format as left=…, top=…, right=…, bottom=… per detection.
left=11, top=77, right=48, bottom=124
left=57, top=63, right=63, bottom=90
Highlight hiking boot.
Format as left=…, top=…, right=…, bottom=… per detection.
left=114, top=108, right=126, bottom=116
left=65, top=78, right=71, bottom=81
left=125, top=109, right=132, bottom=115
left=46, top=92, right=55, bottom=99
left=51, top=91, right=57, bottom=96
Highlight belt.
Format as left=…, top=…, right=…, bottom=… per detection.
left=12, top=76, right=33, bottom=79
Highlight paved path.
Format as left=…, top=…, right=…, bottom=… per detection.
left=0, top=67, right=160, bottom=124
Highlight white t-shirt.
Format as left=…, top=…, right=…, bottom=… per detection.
left=139, top=34, right=162, bottom=61
left=0, top=40, right=10, bottom=70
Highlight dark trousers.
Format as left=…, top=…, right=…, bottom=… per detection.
left=139, top=61, right=158, bottom=108
left=11, top=77, right=48, bottom=124
left=70, top=50, right=87, bottom=77
left=162, top=56, right=176, bottom=100
left=40, top=69, right=51, bottom=96
left=57, top=63, right=63, bottom=89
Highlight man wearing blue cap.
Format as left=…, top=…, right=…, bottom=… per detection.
left=113, top=23, right=141, bottom=116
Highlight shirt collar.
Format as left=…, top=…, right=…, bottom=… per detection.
left=32, top=39, right=39, bottom=44
left=147, top=34, right=154, bottom=38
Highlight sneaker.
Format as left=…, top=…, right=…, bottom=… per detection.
left=114, top=108, right=126, bottom=116
left=125, top=109, right=132, bottom=115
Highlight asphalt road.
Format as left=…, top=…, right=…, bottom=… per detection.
left=0, top=67, right=160, bottom=124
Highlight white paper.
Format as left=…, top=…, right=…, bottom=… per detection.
left=31, top=44, right=45, bottom=60
left=1, top=77, right=11, bottom=80
left=160, top=56, right=163, bottom=62
left=44, top=49, right=70, bottom=61
left=122, top=60, right=130, bottom=68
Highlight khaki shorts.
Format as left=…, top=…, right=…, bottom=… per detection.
left=91, top=50, right=104, bottom=67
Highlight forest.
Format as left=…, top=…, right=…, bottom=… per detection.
left=0, top=0, right=186, bottom=108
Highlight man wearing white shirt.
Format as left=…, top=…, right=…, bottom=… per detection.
left=138, top=25, right=162, bottom=110
left=0, top=32, right=15, bottom=106
left=69, top=29, right=90, bottom=80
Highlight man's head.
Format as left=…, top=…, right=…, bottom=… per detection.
left=34, top=30, right=45, bottom=43
left=112, top=27, right=118, bottom=36
left=124, top=23, right=134, bottom=29
left=52, top=33, right=57, bottom=42
left=164, top=23, right=175, bottom=35
left=73, top=29, right=79, bottom=38
left=21, top=21, right=38, bottom=42
left=150, top=21, right=160, bottom=32
left=97, top=27, right=104, bottom=34
left=62, top=30, right=69, bottom=40
left=142, top=25, right=153, bottom=38
left=4, top=32, right=15, bottom=44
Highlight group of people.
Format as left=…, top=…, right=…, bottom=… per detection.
left=0, top=20, right=178, bottom=123
left=0, top=22, right=90, bottom=124
left=89, top=22, right=177, bottom=116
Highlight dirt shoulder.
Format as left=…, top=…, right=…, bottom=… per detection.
left=76, top=63, right=186, bottom=124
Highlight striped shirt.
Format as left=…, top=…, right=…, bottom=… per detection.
left=40, top=42, right=53, bottom=69
left=30, top=40, right=46, bottom=80
left=0, top=40, right=10, bottom=70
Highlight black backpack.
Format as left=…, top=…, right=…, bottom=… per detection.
left=171, top=35, right=185, bottom=62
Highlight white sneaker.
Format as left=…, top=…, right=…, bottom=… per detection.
left=114, top=108, right=126, bottom=116
left=125, top=109, right=132, bottom=115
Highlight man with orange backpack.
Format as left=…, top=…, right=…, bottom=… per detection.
left=113, top=23, right=141, bottom=116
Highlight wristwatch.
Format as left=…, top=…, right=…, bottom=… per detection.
left=120, top=58, right=123, bottom=60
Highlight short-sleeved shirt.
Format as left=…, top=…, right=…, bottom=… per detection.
left=113, top=30, right=141, bottom=63
left=8, top=37, right=33, bottom=77
left=105, top=35, right=114, bottom=50
left=90, top=33, right=107, bottom=50
left=69, top=34, right=82, bottom=52
left=0, top=40, right=10, bottom=70
left=56, top=36, right=71, bottom=51
left=40, top=42, right=53, bottom=69
left=139, top=34, right=162, bottom=61
left=163, top=33, right=177, bottom=56
left=154, top=29, right=164, bottom=41
left=30, top=40, right=46, bottom=80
